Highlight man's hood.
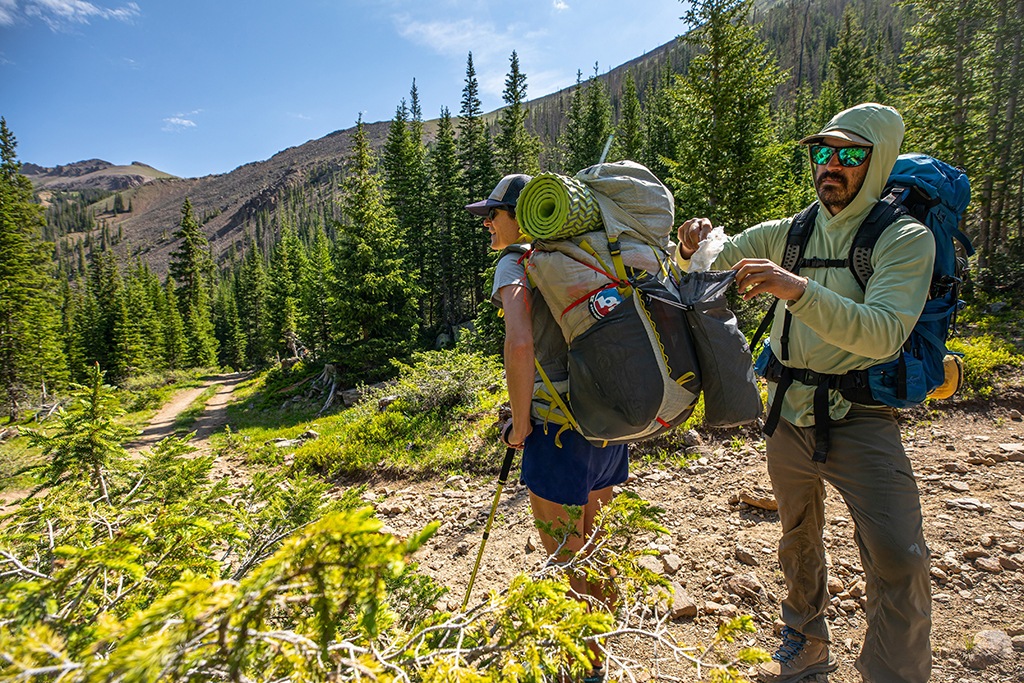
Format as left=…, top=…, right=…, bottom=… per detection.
left=811, top=103, right=904, bottom=220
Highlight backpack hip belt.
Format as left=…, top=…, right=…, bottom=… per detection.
left=760, top=351, right=879, bottom=463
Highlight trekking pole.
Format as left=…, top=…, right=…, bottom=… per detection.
left=461, top=445, right=517, bottom=609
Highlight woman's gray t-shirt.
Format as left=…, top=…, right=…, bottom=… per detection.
left=491, top=248, right=568, bottom=386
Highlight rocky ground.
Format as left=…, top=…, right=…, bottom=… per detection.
left=313, top=396, right=1024, bottom=682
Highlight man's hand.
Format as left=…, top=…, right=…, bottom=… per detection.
left=677, top=217, right=715, bottom=259
left=733, top=258, right=808, bottom=302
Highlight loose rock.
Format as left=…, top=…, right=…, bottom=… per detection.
left=738, top=488, right=778, bottom=511
left=975, top=557, right=1003, bottom=573
left=998, top=555, right=1022, bottom=572
left=662, top=553, right=684, bottom=575
left=735, top=545, right=760, bottom=567
left=726, top=572, right=766, bottom=601
left=638, top=554, right=664, bottom=575
left=967, top=630, right=1014, bottom=669
left=946, top=498, right=993, bottom=513
left=666, top=582, right=698, bottom=619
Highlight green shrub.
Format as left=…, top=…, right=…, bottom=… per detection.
left=1, top=359, right=765, bottom=683
left=946, top=334, right=1024, bottom=398
left=292, top=351, right=506, bottom=476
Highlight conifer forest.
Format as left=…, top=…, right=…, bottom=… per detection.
left=2, top=0, right=1024, bottom=680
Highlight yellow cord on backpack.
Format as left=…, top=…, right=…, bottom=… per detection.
left=534, top=359, right=579, bottom=447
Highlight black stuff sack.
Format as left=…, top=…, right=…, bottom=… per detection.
left=678, top=270, right=762, bottom=427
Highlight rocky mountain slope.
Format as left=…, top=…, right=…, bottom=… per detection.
left=23, top=159, right=176, bottom=191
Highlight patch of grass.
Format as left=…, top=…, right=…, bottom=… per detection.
left=173, top=384, right=219, bottom=433
left=225, top=365, right=323, bottom=433
left=945, top=334, right=1024, bottom=398
left=0, top=429, right=44, bottom=494
left=228, top=351, right=508, bottom=478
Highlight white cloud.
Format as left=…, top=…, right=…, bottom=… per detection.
left=11, top=0, right=140, bottom=30
left=553, top=0, right=569, bottom=11
left=394, top=16, right=503, bottom=59
left=162, top=116, right=198, bottom=133
left=0, top=0, right=18, bottom=26
left=288, top=112, right=312, bottom=121
left=392, top=13, right=555, bottom=100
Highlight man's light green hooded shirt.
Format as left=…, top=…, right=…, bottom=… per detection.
left=686, top=103, right=936, bottom=426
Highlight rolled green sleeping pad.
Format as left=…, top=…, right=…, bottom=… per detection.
left=518, top=173, right=603, bottom=240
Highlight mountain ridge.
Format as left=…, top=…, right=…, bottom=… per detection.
left=25, top=159, right=178, bottom=192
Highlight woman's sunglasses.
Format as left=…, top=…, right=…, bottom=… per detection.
left=809, top=144, right=871, bottom=167
left=486, top=206, right=507, bottom=221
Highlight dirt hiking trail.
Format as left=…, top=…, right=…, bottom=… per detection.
left=129, top=372, right=249, bottom=454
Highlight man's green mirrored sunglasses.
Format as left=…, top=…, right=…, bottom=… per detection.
left=810, top=144, right=872, bottom=167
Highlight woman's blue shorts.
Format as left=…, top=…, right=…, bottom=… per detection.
left=520, top=423, right=629, bottom=506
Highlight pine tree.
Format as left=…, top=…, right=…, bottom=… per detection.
left=333, top=117, right=419, bottom=382
left=640, top=66, right=681, bottom=183
left=212, top=281, right=246, bottom=369
left=559, top=71, right=587, bottom=173
left=299, top=226, right=336, bottom=358
left=169, top=198, right=218, bottom=367
left=667, top=0, right=791, bottom=231
left=110, top=285, right=145, bottom=381
left=900, top=0, right=986, bottom=168
left=615, top=72, right=645, bottom=162
left=827, top=8, right=872, bottom=109
left=61, top=279, right=88, bottom=383
left=268, top=226, right=307, bottom=357
left=0, top=118, right=66, bottom=418
left=560, top=65, right=613, bottom=172
left=110, top=264, right=158, bottom=380
left=131, top=261, right=167, bottom=371
left=382, top=83, right=432, bottom=322
left=161, top=279, right=187, bottom=370
left=582, top=64, right=613, bottom=167
left=495, top=51, right=542, bottom=175
left=21, top=364, right=133, bottom=501
left=428, top=108, right=468, bottom=332
left=236, top=244, right=271, bottom=367
left=458, top=52, right=499, bottom=311
left=383, top=100, right=413, bottom=227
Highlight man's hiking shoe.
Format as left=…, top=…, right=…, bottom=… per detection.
left=757, top=626, right=838, bottom=683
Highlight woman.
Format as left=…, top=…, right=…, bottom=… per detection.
left=466, top=174, right=629, bottom=682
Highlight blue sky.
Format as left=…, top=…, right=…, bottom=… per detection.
left=0, top=0, right=688, bottom=179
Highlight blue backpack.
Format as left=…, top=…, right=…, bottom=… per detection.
left=753, top=153, right=973, bottom=461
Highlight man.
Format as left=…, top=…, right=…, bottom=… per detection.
left=677, top=103, right=933, bottom=683
left=466, top=174, right=628, bottom=682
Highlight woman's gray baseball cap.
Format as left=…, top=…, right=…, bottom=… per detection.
left=465, top=174, right=532, bottom=216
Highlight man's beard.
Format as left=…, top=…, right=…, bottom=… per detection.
left=815, top=171, right=856, bottom=213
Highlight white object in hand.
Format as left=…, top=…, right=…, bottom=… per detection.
left=688, top=226, right=727, bottom=273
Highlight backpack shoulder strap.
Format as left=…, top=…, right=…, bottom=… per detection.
left=848, top=188, right=909, bottom=290
left=750, top=202, right=818, bottom=352
left=781, top=202, right=819, bottom=273
left=500, top=243, right=531, bottom=259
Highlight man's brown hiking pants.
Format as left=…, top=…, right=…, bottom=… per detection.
left=766, top=406, right=931, bottom=683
